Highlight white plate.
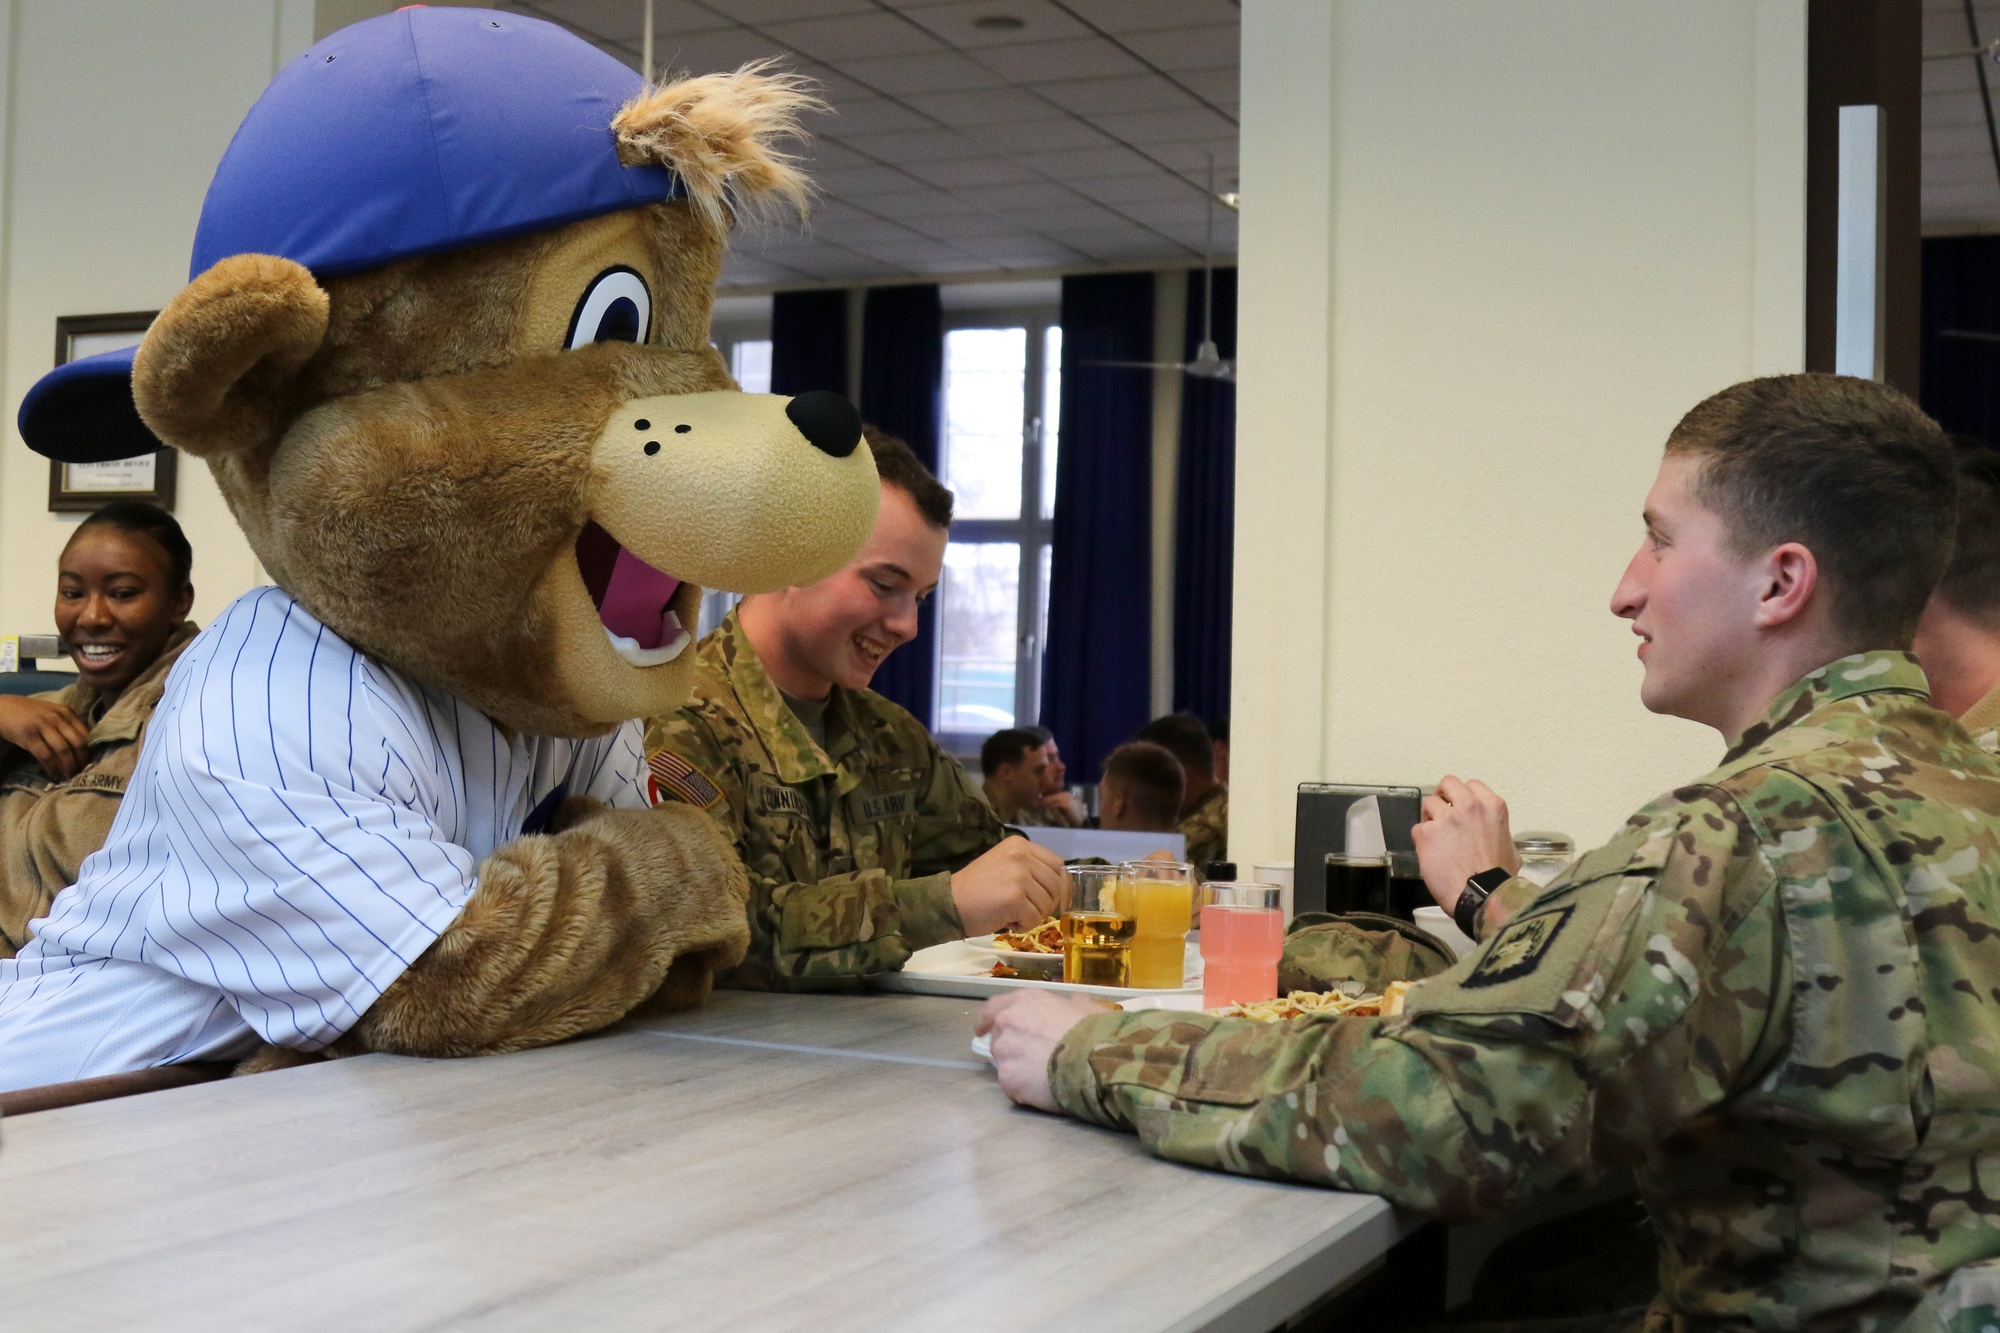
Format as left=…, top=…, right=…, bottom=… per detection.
left=870, top=938, right=1203, bottom=1002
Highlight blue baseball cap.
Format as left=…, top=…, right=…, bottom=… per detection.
left=22, top=6, right=680, bottom=463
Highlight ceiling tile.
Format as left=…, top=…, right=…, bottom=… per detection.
left=1114, top=23, right=1237, bottom=72
left=1172, top=65, right=1238, bottom=106
left=851, top=236, right=980, bottom=266
left=820, top=95, right=935, bottom=136
left=957, top=180, right=1087, bottom=211
left=1010, top=203, right=1133, bottom=231
left=906, top=211, right=1033, bottom=240
left=1034, top=73, right=1202, bottom=117
left=864, top=188, right=987, bottom=218
left=839, top=126, right=986, bottom=162
left=838, top=49, right=1005, bottom=93
left=970, top=35, right=1145, bottom=82
left=901, top=155, right=1041, bottom=188
left=900, top=86, right=1053, bottom=126
left=897, top=0, right=1092, bottom=48
left=701, top=0, right=876, bottom=21
left=763, top=12, right=945, bottom=61
left=528, top=0, right=728, bottom=42
left=812, top=162, right=932, bottom=195
left=1069, top=171, right=1204, bottom=206
left=962, top=116, right=1113, bottom=152
left=1006, top=143, right=1159, bottom=180
left=1059, top=0, right=1241, bottom=35
left=1141, top=138, right=1240, bottom=177
left=650, top=27, right=802, bottom=71
left=1090, top=105, right=1237, bottom=147
left=953, top=235, right=1092, bottom=266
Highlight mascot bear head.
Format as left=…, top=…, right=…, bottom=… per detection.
left=20, top=7, right=878, bottom=737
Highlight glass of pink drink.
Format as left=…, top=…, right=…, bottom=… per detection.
left=1200, top=883, right=1286, bottom=1009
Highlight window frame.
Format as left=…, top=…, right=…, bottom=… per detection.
left=934, top=304, right=1059, bottom=752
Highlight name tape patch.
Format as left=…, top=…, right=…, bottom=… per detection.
left=755, top=782, right=811, bottom=819
left=856, top=790, right=914, bottom=823
left=1462, top=905, right=1573, bottom=989
left=649, top=750, right=722, bottom=810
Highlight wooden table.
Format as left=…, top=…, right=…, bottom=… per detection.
left=0, top=991, right=1407, bottom=1332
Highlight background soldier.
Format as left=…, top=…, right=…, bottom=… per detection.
left=1914, top=437, right=2000, bottom=751
left=647, top=430, right=1066, bottom=991
left=1137, top=712, right=1227, bottom=871
left=982, top=375, right=2000, bottom=1331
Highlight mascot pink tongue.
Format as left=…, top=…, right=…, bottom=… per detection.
left=602, top=549, right=683, bottom=651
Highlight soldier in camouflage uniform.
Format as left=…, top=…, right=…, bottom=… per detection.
left=982, top=376, right=2000, bottom=1331
left=648, top=430, right=1065, bottom=991
left=646, top=608, right=1009, bottom=989
left=1137, top=713, right=1228, bottom=871
left=1915, top=439, right=2000, bottom=755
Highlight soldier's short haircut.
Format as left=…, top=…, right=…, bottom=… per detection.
left=1665, top=374, right=1957, bottom=649
left=863, top=425, right=953, bottom=530
left=1934, top=437, right=2000, bottom=627
left=1136, top=713, right=1214, bottom=778
left=1100, top=741, right=1185, bottom=831
left=980, top=727, right=1042, bottom=779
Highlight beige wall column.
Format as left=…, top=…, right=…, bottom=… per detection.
left=1231, top=0, right=1808, bottom=870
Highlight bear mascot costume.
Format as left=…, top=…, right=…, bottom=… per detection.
left=0, top=7, right=881, bottom=1091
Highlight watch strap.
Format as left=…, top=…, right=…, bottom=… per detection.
left=1454, top=867, right=1512, bottom=937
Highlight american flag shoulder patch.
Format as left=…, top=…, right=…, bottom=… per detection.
left=648, top=749, right=723, bottom=809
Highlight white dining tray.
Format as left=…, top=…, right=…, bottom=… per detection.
left=871, top=938, right=1203, bottom=1002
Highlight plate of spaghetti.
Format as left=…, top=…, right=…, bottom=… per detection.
left=963, top=918, right=1065, bottom=973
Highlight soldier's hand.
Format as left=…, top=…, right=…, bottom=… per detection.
left=1039, top=790, right=1084, bottom=824
left=0, top=694, right=91, bottom=781
left=977, top=990, right=1112, bottom=1112
left=1413, top=774, right=1521, bottom=912
left=951, top=836, right=1068, bottom=935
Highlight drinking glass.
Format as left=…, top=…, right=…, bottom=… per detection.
left=1061, top=866, right=1132, bottom=986
left=1324, top=851, right=1389, bottom=915
left=1387, top=850, right=1430, bottom=920
left=1201, top=882, right=1285, bottom=1008
left=1119, top=860, right=1195, bottom=989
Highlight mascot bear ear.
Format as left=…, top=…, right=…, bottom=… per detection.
left=612, top=60, right=824, bottom=234
left=132, top=253, right=329, bottom=462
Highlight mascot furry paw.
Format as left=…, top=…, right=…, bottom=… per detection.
left=0, top=8, right=878, bottom=1088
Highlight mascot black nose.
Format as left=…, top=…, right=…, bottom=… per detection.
left=785, top=391, right=863, bottom=459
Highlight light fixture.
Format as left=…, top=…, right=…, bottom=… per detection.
left=973, top=15, right=1026, bottom=31
left=1217, top=191, right=1240, bottom=211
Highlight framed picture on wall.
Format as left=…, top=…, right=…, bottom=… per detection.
left=46, top=311, right=174, bottom=513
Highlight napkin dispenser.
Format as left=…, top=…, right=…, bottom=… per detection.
left=1292, top=783, right=1424, bottom=915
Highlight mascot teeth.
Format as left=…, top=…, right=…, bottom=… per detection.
left=605, top=613, right=690, bottom=668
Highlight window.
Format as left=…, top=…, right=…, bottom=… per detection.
left=934, top=314, right=1059, bottom=745
left=729, top=338, right=771, bottom=394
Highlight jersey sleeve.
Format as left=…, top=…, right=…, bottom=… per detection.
left=568, top=719, right=650, bottom=811
left=644, top=707, right=980, bottom=990
left=1048, top=788, right=1788, bottom=1221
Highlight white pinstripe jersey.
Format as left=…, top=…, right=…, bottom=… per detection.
left=0, top=586, right=648, bottom=1070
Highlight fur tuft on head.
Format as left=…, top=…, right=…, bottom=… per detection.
left=612, top=60, right=821, bottom=234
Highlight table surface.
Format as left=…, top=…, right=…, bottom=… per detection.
left=0, top=991, right=1403, bottom=1333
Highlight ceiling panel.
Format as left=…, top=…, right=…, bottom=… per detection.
left=494, top=0, right=1240, bottom=285
left=1926, top=0, right=2000, bottom=234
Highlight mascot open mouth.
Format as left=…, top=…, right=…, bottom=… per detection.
left=575, top=521, right=692, bottom=668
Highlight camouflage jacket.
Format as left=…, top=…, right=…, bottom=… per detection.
left=1960, top=678, right=2000, bottom=755
left=1178, top=781, right=1227, bottom=870
left=644, top=611, right=1004, bottom=991
left=1050, top=653, right=2000, bottom=1332
left=0, top=621, right=197, bottom=957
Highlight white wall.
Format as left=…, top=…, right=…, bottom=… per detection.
left=1231, top=1, right=1807, bottom=868
left=0, top=0, right=314, bottom=643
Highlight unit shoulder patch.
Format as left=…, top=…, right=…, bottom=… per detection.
left=1463, top=905, right=1573, bottom=989
left=649, top=749, right=722, bottom=810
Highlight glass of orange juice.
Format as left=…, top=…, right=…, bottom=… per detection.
left=1119, top=860, right=1195, bottom=989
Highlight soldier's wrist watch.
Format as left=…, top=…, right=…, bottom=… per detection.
left=1455, top=867, right=1512, bottom=937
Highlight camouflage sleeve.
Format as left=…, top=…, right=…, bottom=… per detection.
left=645, top=710, right=970, bottom=990
left=905, top=737, right=1005, bottom=882
left=1049, top=789, right=1789, bottom=1221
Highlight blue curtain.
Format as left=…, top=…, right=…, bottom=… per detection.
left=1041, top=272, right=1155, bottom=782
left=1922, top=236, right=2000, bottom=442
left=1172, top=267, right=1237, bottom=725
left=859, top=283, right=944, bottom=723
left=769, top=289, right=847, bottom=396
